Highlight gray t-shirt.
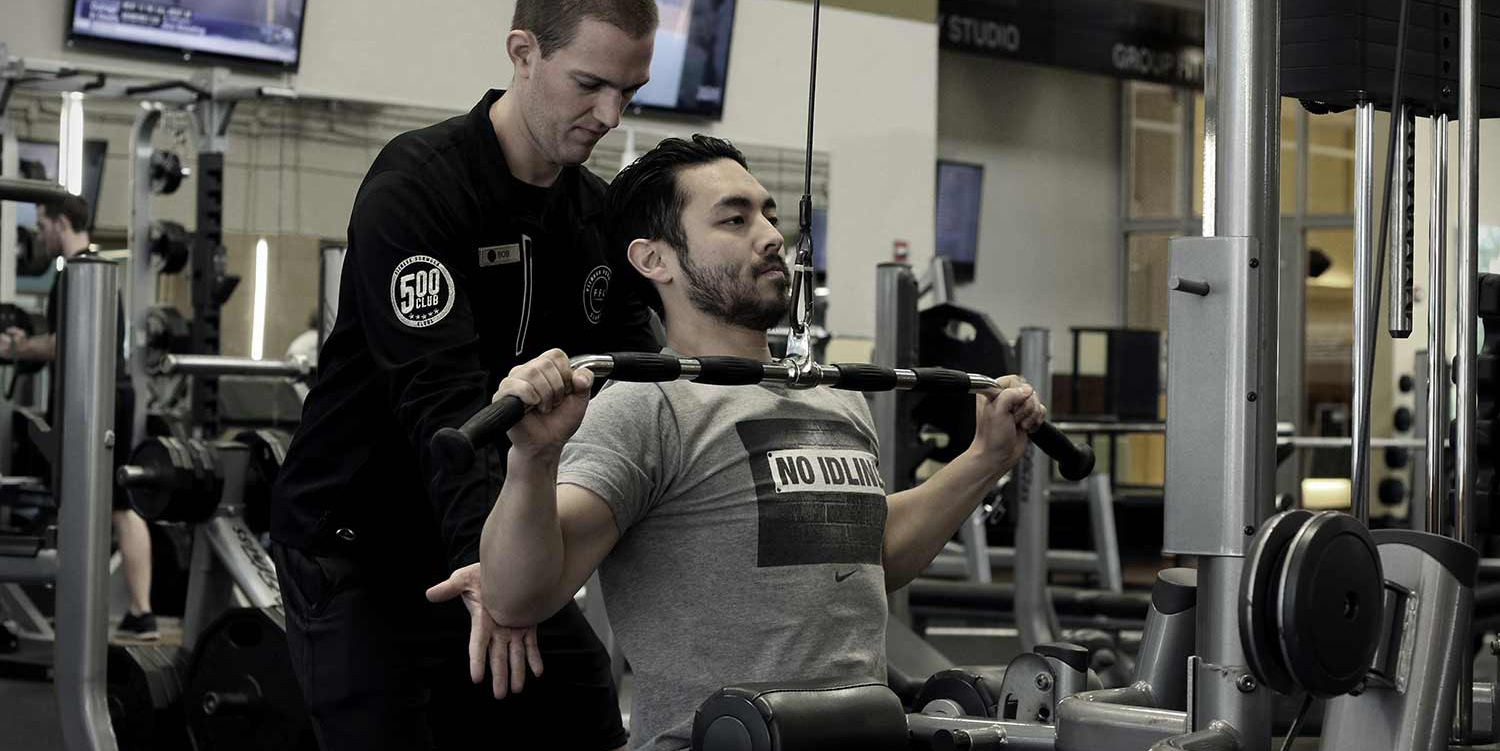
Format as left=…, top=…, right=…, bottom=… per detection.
left=557, top=378, right=890, bottom=750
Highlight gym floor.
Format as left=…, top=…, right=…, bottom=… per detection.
left=3, top=575, right=1497, bottom=750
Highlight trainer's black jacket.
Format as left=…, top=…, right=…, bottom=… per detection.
left=271, top=89, right=657, bottom=569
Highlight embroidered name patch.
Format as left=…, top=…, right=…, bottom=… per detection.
left=389, top=255, right=455, bottom=328
left=479, top=243, right=521, bottom=267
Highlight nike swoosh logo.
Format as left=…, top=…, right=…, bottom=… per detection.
left=835, top=570, right=856, bottom=582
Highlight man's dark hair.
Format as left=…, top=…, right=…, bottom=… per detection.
left=512, top=0, right=659, bottom=58
left=606, top=135, right=749, bottom=317
left=40, top=195, right=90, bottom=234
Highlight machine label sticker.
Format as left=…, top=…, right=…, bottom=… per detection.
left=736, top=418, right=887, bottom=568
left=479, top=243, right=521, bottom=267
left=389, top=255, right=455, bottom=328
left=583, top=265, right=611, bottom=325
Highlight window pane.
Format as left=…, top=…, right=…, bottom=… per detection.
left=1125, top=232, right=1172, bottom=332
left=1128, top=83, right=1182, bottom=218
left=1308, top=109, right=1356, bottom=215
left=1305, top=227, right=1354, bottom=446
left=1192, top=93, right=1205, bottom=218
left=1281, top=97, right=1300, bottom=215
left=1306, top=227, right=1355, bottom=289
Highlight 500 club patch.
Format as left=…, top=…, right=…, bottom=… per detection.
left=390, top=255, right=456, bottom=328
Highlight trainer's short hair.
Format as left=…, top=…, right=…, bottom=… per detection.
left=512, top=0, right=659, bottom=58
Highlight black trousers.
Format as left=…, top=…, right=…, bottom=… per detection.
left=272, top=542, right=627, bottom=751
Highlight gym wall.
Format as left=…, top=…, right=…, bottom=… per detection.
left=936, top=52, right=1122, bottom=375
left=3, top=0, right=940, bottom=340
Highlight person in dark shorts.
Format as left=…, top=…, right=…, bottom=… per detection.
left=268, top=2, right=661, bottom=749
left=2, top=194, right=153, bottom=640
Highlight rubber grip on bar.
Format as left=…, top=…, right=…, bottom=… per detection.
left=1031, top=423, right=1097, bottom=481
left=910, top=367, right=973, bottom=393
left=695, top=356, right=767, bottom=386
left=606, top=352, right=683, bottom=382
left=431, top=395, right=526, bottom=474
left=831, top=363, right=899, bottom=391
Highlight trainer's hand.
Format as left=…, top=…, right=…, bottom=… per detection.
left=0, top=327, right=27, bottom=355
left=426, top=563, right=544, bottom=699
left=495, top=348, right=595, bottom=455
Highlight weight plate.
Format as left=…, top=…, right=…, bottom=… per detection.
left=234, top=430, right=292, bottom=536
left=915, top=669, right=999, bottom=718
left=182, top=439, right=213, bottom=482
left=1239, top=509, right=1314, bottom=695
left=1277, top=511, right=1385, bottom=698
left=122, top=439, right=182, bottom=521
left=160, top=437, right=191, bottom=479
left=913, top=303, right=1014, bottom=463
left=124, top=438, right=223, bottom=523
left=107, top=643, right=187, bottom=751
left=184, top=607, right=316, bottom=751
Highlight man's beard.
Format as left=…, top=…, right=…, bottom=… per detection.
left=680, top=251, right=790, bottom=331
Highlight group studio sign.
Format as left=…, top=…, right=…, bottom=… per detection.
left=938, top=0, right=1205, bottom=88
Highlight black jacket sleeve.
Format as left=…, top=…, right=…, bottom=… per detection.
left=600, top=279, right=663, bottom=354
left=347, top=171, right=497, bottom=570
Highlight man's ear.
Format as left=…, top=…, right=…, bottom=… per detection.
left=627, top=238, right=674, bottom=285
left=506, top=30, right=538, bottom=79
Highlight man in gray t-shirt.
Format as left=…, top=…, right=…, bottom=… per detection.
left=479, top=136, right=1045, bottom=750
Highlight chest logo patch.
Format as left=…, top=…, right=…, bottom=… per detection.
left=583, top=265, right=611, bottom=325
left=736, top=418, right=887, bottom=569
left=389, top=255, right=455, bottom=328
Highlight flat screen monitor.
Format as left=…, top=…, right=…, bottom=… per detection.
left=68, top=0, right=309, bottom=70
left=935, top=160, right=983, bottom=283
left=630, top=0, right=737, bottom=119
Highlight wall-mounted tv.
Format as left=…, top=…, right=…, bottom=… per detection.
left=935, top=160, right=983, bottom=284
left=68, top=0, right=309, bottom=71
left=630, top=0, right=737, bottom=120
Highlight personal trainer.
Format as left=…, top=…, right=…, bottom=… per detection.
left=0, top=195, right=153, bottom=641
left=268, top=2, right=660, bottom=749
left=479, top=136, right=1047, bottom=750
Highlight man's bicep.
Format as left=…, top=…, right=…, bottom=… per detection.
left=555, top=483, right=622, bottom=599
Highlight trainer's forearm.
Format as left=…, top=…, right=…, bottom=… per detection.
left=882, top=448, right=1008, bottom=590
left=479, top=448, right=567, bottom=626
left=27, top=334, right=55, bottom=362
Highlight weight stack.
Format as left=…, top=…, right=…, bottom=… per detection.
left=1282, top=0, right=1500, bottom=117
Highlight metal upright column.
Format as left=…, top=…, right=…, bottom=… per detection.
left=1172, top=0, right=1279, bottom=746
left=1016, top=327, right=1060, bottom=650
left=127, top=106, right=162, bottom=446
left=1426, top=115, right=1449, bottom=535
left=1454, top=0, right=1482, bottom=738
left=1455, top=0, right=1480, bottom=579
left=0, top=104, right=18, bottom=474
left=1351, top=101, right=1375, bottom=521
left=873, top=263, right=918, bottom=623
left=873, top=263, right=918, bottom=496
left=53, top=257, right=120, bottom=751
left=1389, top=106, right=1415, bottom=340
left=1411, top=350, right=1431, bottom=530
left=318, top=245, right=347, bottom=349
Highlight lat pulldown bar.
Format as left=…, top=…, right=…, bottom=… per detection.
left=431, top=352, right=1096, bottom=482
